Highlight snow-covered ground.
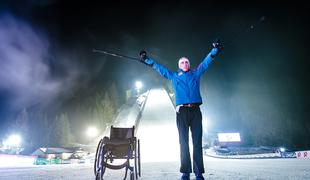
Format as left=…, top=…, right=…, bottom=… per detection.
left=0, top=156, right=309, bottom=180
left=2, top=88, right=309, bottom=179
left=0, top=154, right=36, bottom=167
left=204, top=148, right=283, bottom=159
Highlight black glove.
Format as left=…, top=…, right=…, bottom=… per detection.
left=139, top=50, right=154, bottom=66
left=212, top=39, right=224, bottom=51
left=210, top=39, right=224, bottom=57
left=139, top=50, right=148, bottom=61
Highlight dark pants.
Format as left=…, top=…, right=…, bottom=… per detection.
left=176, top=106, right=204, bottom=174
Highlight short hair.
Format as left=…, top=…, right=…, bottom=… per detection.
left=178, top=57, right=190, bottom=69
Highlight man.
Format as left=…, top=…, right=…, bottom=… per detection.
left=139, top=40, right=223, bottom=180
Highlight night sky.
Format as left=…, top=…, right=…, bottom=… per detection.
left=0, top=1, right=309, bottom=147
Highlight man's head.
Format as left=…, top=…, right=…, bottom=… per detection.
left=178, top=57, right=190, bottom=72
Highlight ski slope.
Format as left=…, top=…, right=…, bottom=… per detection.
left=0, top=157, right=309, bottom=179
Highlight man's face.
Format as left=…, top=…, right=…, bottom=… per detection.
left=178, top=57, right=190, bottom=72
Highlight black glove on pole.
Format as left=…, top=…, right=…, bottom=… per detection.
left=139, top=50, right=154, bottom=66
left=212, top=39, right=224, bottom=56
left=139, top=50, right=148, bottom=61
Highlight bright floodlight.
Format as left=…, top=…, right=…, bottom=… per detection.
left=279, top=147, right=286, bottom=152
left=4, top=134, right=21, bottom=147
left=135, top=81, right=143, bottom=90
left=86, top=127, right=99, bottom=138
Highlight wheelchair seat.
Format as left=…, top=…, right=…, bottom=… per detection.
left=102, top=137, right=132, bottom=145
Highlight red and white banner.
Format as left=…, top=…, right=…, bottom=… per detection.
left=295, top=151, right=310, bottom=159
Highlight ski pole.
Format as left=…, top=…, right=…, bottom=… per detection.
left=92, top=49, right=141, bottom=61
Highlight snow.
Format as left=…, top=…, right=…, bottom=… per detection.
left=2, top=89, right=309, bottom=179
left=0, top=154, right=35, bottom=167
left=0, top=156, right=309, bottom=179
left=204, top=148, right=283, bottom=159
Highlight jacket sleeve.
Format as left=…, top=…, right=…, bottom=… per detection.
left=195, top=48, right=219, bottom=76
left=148, top=58, right=174, bottom=80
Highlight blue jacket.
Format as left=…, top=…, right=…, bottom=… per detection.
left=148, top=48, right=218, bottom=106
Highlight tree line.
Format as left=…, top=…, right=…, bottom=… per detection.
left=11, top=83, right=122, bottom=154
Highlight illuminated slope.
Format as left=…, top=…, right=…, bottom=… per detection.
left=136, top=88, right=180, bottom=162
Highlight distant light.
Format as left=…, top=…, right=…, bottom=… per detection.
left=217, top=133, right=241, bottom=142
left=135, top=81, right=143, bottom=90
left=3, top=134, right=22, bottom=147
left=279, top=147, right=286, bottom=152
left=47, top=154, right=55, bottom=160
left=86, top=127, right=99, bottom=138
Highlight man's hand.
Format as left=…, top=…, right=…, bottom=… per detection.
left=139, top=50, right=148, bottom=61
left=139, top=50, right=154, bottom=66
left=212, top=39, right=224, bottom=50
left=211, top=39, right=224, bottom=57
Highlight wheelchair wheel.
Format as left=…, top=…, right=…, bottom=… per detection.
left=138, top=139, right=141, bottom=177
left=134, top=140, right=138, bottom=179
left=94, top=139, right=107, bottom=179
left=134, top=139, right=141, bottom=179
left=94, top=139, right=103, bottom=175
left=95, top=171, right=102, bottom=180
left=130, top=171, right=134, bottom=180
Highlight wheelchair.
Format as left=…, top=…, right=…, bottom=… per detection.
left=94, top=126, right=141, bottom=180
